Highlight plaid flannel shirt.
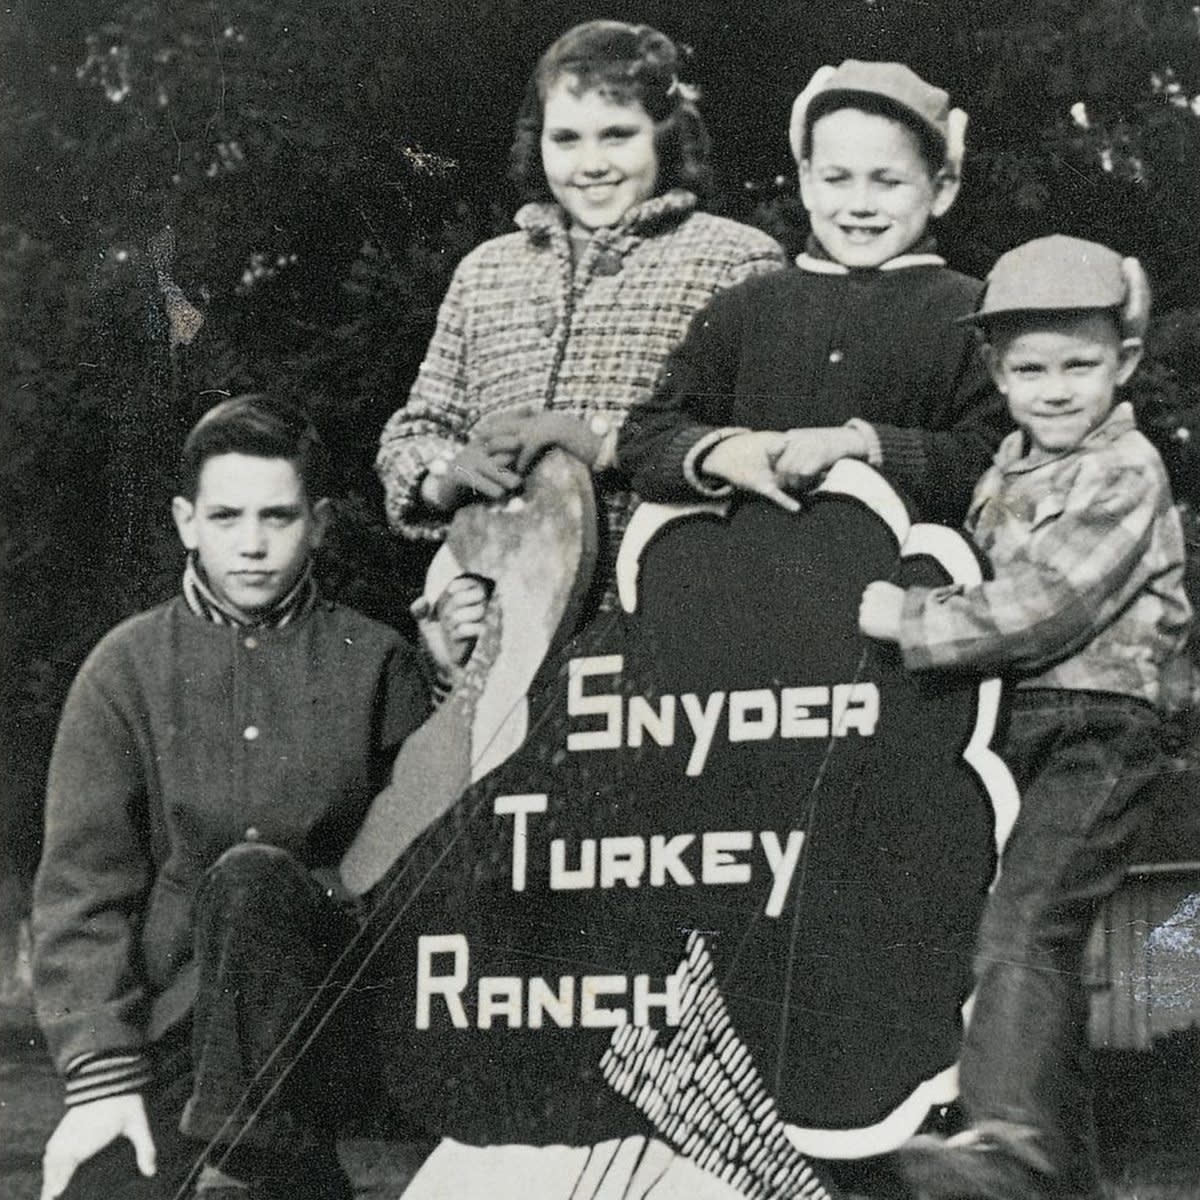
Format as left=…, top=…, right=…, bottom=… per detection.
left=898, top=402, right=1193, bottom=713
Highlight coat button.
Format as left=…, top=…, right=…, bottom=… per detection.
left=244, top=826, right=261, bottom=842
left=592, top=251, right=622, bottom=277
left=243, top=725, right=260, bottom=741
left=828, top=349, right=844, bottom=363
left=244, top=636, right=258, bottom=650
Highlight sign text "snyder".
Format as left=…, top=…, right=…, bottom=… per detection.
left=566, top=655, right=880, bottom=776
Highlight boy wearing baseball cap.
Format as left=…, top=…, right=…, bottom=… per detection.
left=859, top=236, right=1193, bottom=1198
left=618, top=60, right=1010, bottom=526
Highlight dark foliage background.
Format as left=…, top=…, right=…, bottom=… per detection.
left=2, top=0, right=1198, bottom=895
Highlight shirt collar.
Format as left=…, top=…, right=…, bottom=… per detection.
left=795, top=232, right=945, bottom=274
left=516, top=188, right=698, bottom=243
left=995, top=401, right=1137, bottom=473
left=182, top=553, right=317, bottom=629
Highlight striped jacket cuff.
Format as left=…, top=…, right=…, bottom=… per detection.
left=64, top=1050, right=152, bottom=1106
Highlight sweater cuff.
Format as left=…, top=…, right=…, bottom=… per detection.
left=683, top=428, right=753, bottom=498
left=871, top=424, right=928, bottom=485
left=844, top=419, right=883, bottom=468
left=64, top=1050, right=152, bottom=1106
left=376, top=438, right=457, bottom=543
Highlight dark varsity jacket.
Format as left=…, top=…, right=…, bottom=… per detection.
left=32, top=595, right=430, bottom=1102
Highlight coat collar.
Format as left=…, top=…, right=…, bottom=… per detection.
left=995, top=401, right=1137, bottom=474
left=795, top=233, right=944, bottom=274
left=515, top=189, right=698, bottom=243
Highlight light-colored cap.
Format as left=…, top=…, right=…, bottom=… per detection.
left=965, top=235, right=1151, bottom=337
left=789, top=60, right=965, bottom=168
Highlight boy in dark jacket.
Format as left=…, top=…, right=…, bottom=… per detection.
left=859, top=237, right=1192, bottom=1198
left=33, top=396, right=469, bottom=1200
left=616, top=59, right=1011, bottom=526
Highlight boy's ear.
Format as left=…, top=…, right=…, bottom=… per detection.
left=1116, top=337, right=1144, bottom=386
left=930, top=167, right=961, bottom=218
left=308, top=496, right=331, bottom=550
left=171, top=496, right=198, bottom=550
left=980, top=342, right=1007, bottom=393
left=797, top=159, right=815, bottom=211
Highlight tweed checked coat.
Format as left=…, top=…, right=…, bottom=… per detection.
left=376, top=189, right=785, bottom=544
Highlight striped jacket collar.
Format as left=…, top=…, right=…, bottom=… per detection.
left=182, top=553, right=317, bottom=629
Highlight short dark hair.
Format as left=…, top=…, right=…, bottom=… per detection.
left=509, top=20, right=713, bottom=205
left=802, top=92, right=947, bottom=176
left=178, top=394, right=332, bottom=502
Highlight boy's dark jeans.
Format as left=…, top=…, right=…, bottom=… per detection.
left=59, top=842, right=369, bottom=1199
left=183, top=841, right=369, bottom=1161
left=959, top=690, right=1170, bottom=1198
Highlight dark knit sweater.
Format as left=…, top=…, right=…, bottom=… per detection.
left=617, top=260, right=1012, bottom=525
left=33, top=597, right=430, bottom=1081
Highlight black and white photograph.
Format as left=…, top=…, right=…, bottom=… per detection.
left=2, top=2, right=1199, bottom=1198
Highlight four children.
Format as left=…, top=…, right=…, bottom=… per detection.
left=31, top=35, right=1194, bottom=1200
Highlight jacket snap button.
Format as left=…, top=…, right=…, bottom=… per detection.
left=243, top=725, right=260, bottom=741
left=592, top=252, right=622, bottom=277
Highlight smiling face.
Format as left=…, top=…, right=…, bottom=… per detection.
left=799, top=107, right=956, bottom=269
left=986, top=313, right=1143, bottom=456
left=540, top=75, right=660, bottom=231
left=172, top=453, right=329, bottom=620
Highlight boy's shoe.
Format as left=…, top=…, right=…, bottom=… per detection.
left=893, top=1122, right=1055, bottom=1200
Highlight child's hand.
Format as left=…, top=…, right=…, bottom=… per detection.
left=477, top=411, right=603, bottom=474
left=858, top=581, right=904, bottom=642
left=774, top=426, right=869, bottom=490
left=436, top=574, right=490, bottom=666
left=419, top=443, right=523, bottom=512
left=699, top=431, right=801, bottom=512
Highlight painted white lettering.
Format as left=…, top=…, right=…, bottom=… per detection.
left=527, top=976, right=576, bottom=1029
left=633, top=970, right=683, bottom=1027
left=494, top=793, right=548, bottom=892
left=477, top=977, right=523, bottom=1029
left=832, top=683, right=880, bottom=736
left=648, top=834, right=696, bottom=887
left=415, top=934, right=469, bottom=1030
left=599, top=836, right=646, bottom=889
left=567, top=656, right=623, bottom=751
left=580, top=975, right=628, bottom=1028
left=729, top=689, right=778, bottom=742
left=628, top=694, right=676, bottom=748
left=780, top=686, right=830, bottom=739
left=702, top=831, right=753, bottom=885
left=681, top=691, right=725, bottom=777
left=759, top=830, right=806, bottom=918
left=550, top=838, right=596, bottom=890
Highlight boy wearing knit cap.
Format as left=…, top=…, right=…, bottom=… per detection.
left=859, top=236, right=1193, bottom=1199
left=618, top=60, right=1010, bottom=526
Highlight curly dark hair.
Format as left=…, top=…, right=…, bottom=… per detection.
left=509, top=20, right=713, bottom=205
